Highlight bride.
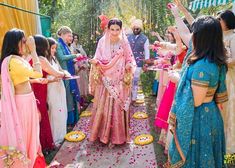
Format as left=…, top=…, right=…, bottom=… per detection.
left=89, top=18, right=136, bottom=147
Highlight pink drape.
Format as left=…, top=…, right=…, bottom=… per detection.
left=0, top=56, right=42, bottom=167
left=0, top=56, right=26, bottom=155
left=89, top=32, right=136, bottom=111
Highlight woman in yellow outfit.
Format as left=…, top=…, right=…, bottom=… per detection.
left=0, top=29, right=46, bottom=168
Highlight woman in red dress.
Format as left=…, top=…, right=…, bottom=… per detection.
left=30, top=35, right=65, bottom=151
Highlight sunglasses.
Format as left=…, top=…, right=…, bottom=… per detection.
left=134, top=28, right=141, bottom=31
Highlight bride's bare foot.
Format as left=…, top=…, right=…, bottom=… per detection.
left=108, top=142, right=115, bottom=149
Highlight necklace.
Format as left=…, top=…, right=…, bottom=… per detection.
left=110, top=42, right=120, bottom=52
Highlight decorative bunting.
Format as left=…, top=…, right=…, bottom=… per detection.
left=189, top=0, right=233, bottom=11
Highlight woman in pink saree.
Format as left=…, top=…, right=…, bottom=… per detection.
left=0, top=29, right=46, bottom=167
left=89, top=18, right=136, bottom=147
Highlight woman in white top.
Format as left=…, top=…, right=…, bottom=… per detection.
left=218, top=10, right=235, bottom=154
left=47, top=37, right=69, bottom=146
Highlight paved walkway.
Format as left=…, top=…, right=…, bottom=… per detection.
left=50, top=100, right=157, bottom=168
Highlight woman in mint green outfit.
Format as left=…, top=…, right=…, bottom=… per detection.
left=168, top=16, right=228, bottom=168
left=56, top=26, right=80, bottom=125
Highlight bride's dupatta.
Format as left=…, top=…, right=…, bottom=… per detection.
left=89, top=31, right=136, bottom=143
left=0, top=56, right=29, bottom=167
left=89, top=31, right=136, bottom=111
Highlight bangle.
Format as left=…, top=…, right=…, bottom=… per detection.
left=62, top=71, right=66, bottom=77
left=33, top=62, right=41, bottom=66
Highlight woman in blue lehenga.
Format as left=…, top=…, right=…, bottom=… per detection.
left=168, top=16, right=228, bottom=168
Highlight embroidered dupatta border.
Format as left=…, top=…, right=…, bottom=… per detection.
left=102, top=76, right=131, bottom=112
left=168, top=112, right=186, bottom=168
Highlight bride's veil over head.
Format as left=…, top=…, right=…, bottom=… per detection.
left=97, top=18, right=129, bottom=61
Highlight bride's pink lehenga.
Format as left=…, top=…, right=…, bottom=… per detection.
left=89, top=33, right=136, bottom=145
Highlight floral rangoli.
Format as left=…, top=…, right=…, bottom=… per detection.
left=133, top=112, right=148, bottom=119
left=64, top=131, right=86, bottom=142
left=134, top=134, right=154, bottom=146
